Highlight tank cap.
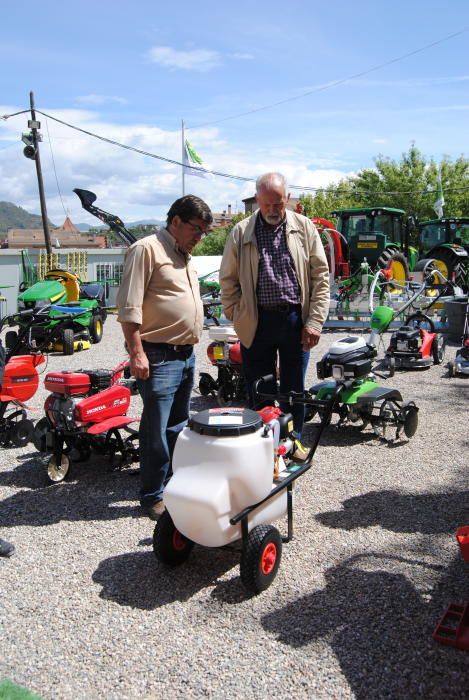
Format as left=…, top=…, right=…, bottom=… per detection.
left=189, top=407, right=262, bottom=436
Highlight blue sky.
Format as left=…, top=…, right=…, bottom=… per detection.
left=1, top=0, right=468, bottom=225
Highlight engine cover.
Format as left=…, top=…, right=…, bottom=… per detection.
left=317, top=337, right=376, bottom=380
left=73, top=385, right=131, bottom=424
left=44, top=371, right=91, bottom=396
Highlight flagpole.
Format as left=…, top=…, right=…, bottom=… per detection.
left=181, top=119, right=185, bottom=197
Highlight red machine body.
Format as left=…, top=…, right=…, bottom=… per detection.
left=0, top=354, right=45, bottom=403
left=312, top=217, right=350, bottom=278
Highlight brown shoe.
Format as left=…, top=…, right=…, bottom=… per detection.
left=143, top=501, right=165, bottom=521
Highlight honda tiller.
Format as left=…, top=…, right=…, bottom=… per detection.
left=33, top=360, right=139, bottom=482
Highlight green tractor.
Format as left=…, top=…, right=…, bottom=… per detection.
left=331, top=207, right=418, bottom=289
left=418, top=217, right=469, bottom=289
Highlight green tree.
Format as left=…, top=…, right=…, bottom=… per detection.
left=193, top=212, right=248, bottom=255
left=300, top=145, right=468, bottom=224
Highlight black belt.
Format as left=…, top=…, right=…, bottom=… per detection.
left=258, top=303, right=300, bottom=312
left=143, top=341, right=193, bottom=354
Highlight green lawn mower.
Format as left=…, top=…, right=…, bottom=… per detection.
left=9, top=269, right=107, bottom=356
left=308, top=334, right=419, bottom=442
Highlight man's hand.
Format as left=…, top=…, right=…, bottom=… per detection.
left=130, top=351, right=150, bottom=380
left=302, top=327, right=321, bottom=351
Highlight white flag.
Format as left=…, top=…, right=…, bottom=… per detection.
left=433, top=168, right=445, bottom=219
left=183, top=139, right=210, bottom=179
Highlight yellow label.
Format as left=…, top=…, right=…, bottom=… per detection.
left=213, top=347, right=224, bottom=360
left=357, top=242, right=378, bottom=248
left=287, top=420, right=294, bottom=432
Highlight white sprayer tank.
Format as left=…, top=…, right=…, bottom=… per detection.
left=164, top=407, right=287, bottom=547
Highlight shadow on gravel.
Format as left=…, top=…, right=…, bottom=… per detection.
left=0, top=455, right=140, bottom=527
left=92, top=545, right=242, bottom=607
left=315, top=489, right=469, bottom=534
left=262, top=553, right=469, bottom=699
left=302, top=423, right=410, bottom=449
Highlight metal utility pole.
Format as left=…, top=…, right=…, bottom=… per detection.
left=28, top=91, right=52, bottom=255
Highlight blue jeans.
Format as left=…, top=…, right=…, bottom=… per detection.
left=241, top=306, right=305, bottom=434
left=137, top=344, right=195, bottom=506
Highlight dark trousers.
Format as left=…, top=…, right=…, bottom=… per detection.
left=241, top=306, right=305, bottom=434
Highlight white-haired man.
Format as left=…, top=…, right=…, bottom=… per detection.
left=220, top=172, right=330, bottom=435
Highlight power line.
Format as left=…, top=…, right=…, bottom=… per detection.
left=35, top=110, right=469, bottom=196
left=187, top=27, right=469, bottom=129
left=45, top=118, right=68, bottom=218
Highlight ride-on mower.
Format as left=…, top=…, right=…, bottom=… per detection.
left=13, top=269, right=107, bottom=355
left=32, top=360, right=139, bottom=483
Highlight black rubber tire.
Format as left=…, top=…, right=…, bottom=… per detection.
left=405, top=312, right=435, bottom=333
left=240, top=524, right=282, bottom=593
left=448, top=361, right=455, bottom=378
left=62, top=328, right=75, bottom=356
left=427, top=246, right=463, bottom=286
left=90, top=314, right=104, bottom=343
left=153, top=510, right=194, bottom=566
left=432, top=335, right=445, bottom=365
left=376, top=246, right=400, bottom=269
left=387, top=355, right=396, bottom=377
left=198, top=373, right=215, bottom=396
left=402, top=402, right=419, bottom=438
left=5, top=330, right=18, bottom=351
left=32, top=417, right=51, bottom=452
left=9, top=419, right=34, bottom=447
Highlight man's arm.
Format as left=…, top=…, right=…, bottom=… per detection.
left=219, top=228, right=241, bottom=321
left=121, top=321, right=149, bottom=380
left=302, top=221, right=330, bottom=349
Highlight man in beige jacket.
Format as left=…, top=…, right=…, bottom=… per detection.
left=219, top=172, right=329, bottom=435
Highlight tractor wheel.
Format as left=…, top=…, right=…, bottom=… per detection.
left=426, top=246, right=464, bottom=287
left=432, top=335, right=445, bottom=365
left=153, top=511, right=194, bottom=566
left=240, top=524, right=282, bottom=593
left=62, top=328, right=75, bottom=356
left=405, top=312, right=435, bottom=333
left=377, top=246, right=399, bottom=269
left=47, top=454, right=71, bottom=483
left=9, top=419, right=34, bottom=447
left=382, top=252, right=410, bottom=293
left=90, top=314, right=104, bottom=343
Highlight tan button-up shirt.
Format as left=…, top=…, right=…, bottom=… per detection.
left=116, top=228, right=203, bottom=345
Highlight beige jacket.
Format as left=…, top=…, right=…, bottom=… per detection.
left=219, top=209, right=330, bottom=348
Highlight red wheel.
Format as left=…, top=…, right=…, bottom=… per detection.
left=240, top=524, right=282, bottom=593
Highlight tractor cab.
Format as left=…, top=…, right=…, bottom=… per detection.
left=331, top=207, right=407, bottom=272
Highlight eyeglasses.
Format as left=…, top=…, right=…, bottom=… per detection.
left=184, top=220, right=210, bottom=238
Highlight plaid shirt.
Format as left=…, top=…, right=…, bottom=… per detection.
left=255, top=214, right=300, bottom=306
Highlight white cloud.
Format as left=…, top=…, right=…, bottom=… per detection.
left=0, top=106, right=354, bottom=227
left=75, top=95, right=128, bottom=106
left=147, top=46, right=221, bottom=71
left=372, top=138, right=388, bottom=144
left=230, top=52, right=254, bottom=61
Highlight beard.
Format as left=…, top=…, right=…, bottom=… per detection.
left=264, top=214, right=282, bottom=225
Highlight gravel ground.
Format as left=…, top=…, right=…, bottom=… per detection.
left=1, top=314, right=468, bottom=699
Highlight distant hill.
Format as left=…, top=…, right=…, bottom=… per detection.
left=0, top=201, right=55, bottom=233
left=75, top=219, right=164, bottom=232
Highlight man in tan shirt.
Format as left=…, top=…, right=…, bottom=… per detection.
left=117, top=195, right=213, bottom=520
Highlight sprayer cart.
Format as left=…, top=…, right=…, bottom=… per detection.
left=153, top=377, right=341, bottom=594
